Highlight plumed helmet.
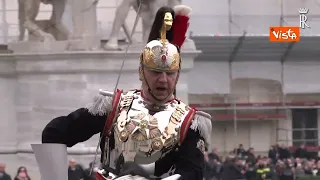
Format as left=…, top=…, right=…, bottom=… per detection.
left=139, top=5, right=191, bottom=100
left=140, top=5, right=192, bottom=72
left=141, top=6, right=179, bottom=72
left=141, top=39, right=180, bottom=72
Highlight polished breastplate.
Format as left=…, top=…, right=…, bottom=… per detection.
left=112, top=90, right=191, bottom=164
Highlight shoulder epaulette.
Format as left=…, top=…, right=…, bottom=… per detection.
left=85, top=89, right=113, bottom=116
left=190, top=110, right=212, bottom=147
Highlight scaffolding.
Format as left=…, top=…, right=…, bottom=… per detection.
left=189, top=0, right=320, bottom=151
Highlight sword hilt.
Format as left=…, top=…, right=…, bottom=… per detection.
left=99, top=89, right=114, bottom=97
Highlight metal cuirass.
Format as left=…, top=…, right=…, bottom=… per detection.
left=108, top=90, right=192, bottom=168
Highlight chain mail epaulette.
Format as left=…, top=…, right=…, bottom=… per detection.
left=190, top=110, right=212, bottom=148
left=85, top=89, right=113, bottom=116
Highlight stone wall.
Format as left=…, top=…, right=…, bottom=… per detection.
left=188, top=61, right=320, bottom=95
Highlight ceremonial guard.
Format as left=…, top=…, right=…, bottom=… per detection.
left=41, top=5, right=212, bottom=180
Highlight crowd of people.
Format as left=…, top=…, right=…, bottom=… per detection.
left=0, top=160, right=96, bottom=180
left=204, top=144, right=320, bottom=180
left=2, top=144, right=320, bottom=180
left=0, top=164, right=31, bottom=180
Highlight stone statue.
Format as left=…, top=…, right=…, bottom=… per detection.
left=18, top=0, right=70, bottom=42
left=104, top=0, right=181, bottom=50
left=67, top=0, right=100, bottom=50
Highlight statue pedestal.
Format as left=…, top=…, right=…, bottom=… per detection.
left=8, top=41, right=69, bottom=53
left=68, top=36, right=101, bottom=51
left=0, top=47, right=199, bottom=177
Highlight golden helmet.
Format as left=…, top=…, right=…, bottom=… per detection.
left=141, top=40, right=180, bottom=72
left=139, top=5, right=187, bottom=72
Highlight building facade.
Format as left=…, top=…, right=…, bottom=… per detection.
left=187, top=0, right=320, bottom=154
left=0, top=0, right=319, bottom=177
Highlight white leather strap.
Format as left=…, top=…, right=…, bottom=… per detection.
left=162, top=174, right=181, bottom=180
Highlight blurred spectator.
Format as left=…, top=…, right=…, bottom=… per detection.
left=278, top=144, right=290, bottom=160
left=209, top=148, right=220, bottom=162
left=256, top=159, right=272, bottom=180
left=304, top=160, right=314, bottom=175
left=244, top=161, right=256, bottom=180
left=236, top=144, right=247, bottom=159
left=0, top=164, right=11, bottom=180
left=204, top=152, right=215, bottom=180
left=268, top=146, right=278, bottom=165
left=14, top=167, right=31, bottom=180
left=278, top=162, right=294, bottom=180
left=68, top=159, right=86, bottom=180
left=294, top=158, right=305, bottom=178
left=84, top=162, right=96, bottom=180
left=247, top=148, right=256, bottom=164
left=220, top=156, right=245, bottom=180
left=294, top=144, right=309, bottom=159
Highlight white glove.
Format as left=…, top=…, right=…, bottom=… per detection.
left=115, top=175, right=148, bottom=180
left=162, top=174, right=181, bottom=180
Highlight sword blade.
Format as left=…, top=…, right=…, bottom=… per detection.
left=89, top=0, right=143, bottom=176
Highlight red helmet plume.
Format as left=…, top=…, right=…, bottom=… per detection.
left=172, top=5, right=192, bottom=49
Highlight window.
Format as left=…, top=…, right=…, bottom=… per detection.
left=292, top=109, right=318, bottom=146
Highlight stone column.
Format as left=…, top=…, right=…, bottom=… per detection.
left=175, top=39, right=199, bottom=104
left=177, top=51, right=199, bottom=104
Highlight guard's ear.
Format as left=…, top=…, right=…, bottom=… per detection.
left=139, top=66, right=144, bottom=81
left=175, top=70, right=180, bottom=84
left=139, top=53, right=144, bottom=81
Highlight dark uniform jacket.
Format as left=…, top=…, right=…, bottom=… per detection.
left=0, top=173, right=12, bottom=180
left=42, top=94, right=211, bottom=180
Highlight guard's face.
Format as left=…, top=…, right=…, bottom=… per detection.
left=163, top=12, right=173, bottom=30
left=142, top=67, right=178, bottom=101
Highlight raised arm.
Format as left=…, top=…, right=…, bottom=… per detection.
left=42, top=93, right=112, bottom=147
